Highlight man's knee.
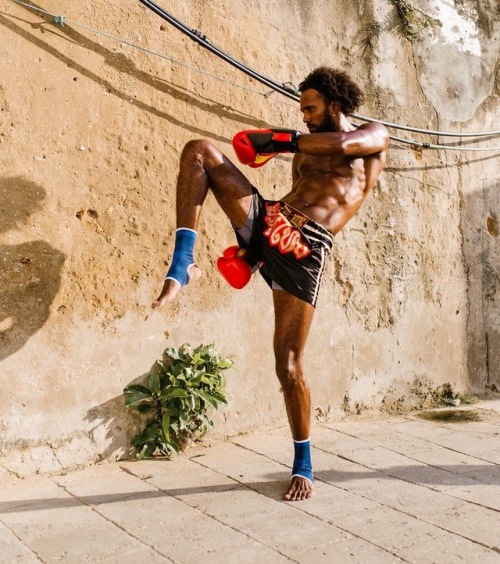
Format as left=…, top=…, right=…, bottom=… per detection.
left=275, top=353, right=306, bottom=388
left=183, top=138, right=211, bottom=154
left=181, top=139, right=223, bottom=167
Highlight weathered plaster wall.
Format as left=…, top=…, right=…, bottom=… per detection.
left=413, top=0, right=500, bottom=392
left=0, top=0, right=498, bottom=476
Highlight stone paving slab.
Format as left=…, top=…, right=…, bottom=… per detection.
left=0, top=476, right=151, bottom=562
left=1, top=403, right=499, bottom=563
left=0, top=521, right=40, bottom=563
left=123, top=448, right=356, bottom=562
left=56, top=463, right=284, bottom=563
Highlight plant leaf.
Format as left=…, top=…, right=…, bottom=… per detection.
left=124, top=384, right=152, bottom=395
left=161, top=387, right=189, bottom=399
left=131, top=432, right=146, bottom=447
left=188, top=393, right=196, bottom=411
left=192, top=389, right=219, bottom=409
left=142, top=423, right=159, bottom=443
left=179, top=410, right=188, bottom=430
left=161, top=412, right=170, bottom=442
left=138, top=442, right=157, bottom=459
left=125, top=391, right=154, bottom=407
left=148, top=373, right=161, bottom=394
left=164, top=347, right=180, bottom=360
left=212, top=392, right=228, bottom=404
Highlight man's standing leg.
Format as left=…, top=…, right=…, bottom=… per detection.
left=152, top=139, right=254, bottom=307
left=273, top=290, right=316, bottom=501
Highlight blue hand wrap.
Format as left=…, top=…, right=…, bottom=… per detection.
left=165, top=228, right=197, bottom=287
left=292, top=438, right=314, bottom=484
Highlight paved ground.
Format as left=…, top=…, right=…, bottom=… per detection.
left=1, top=400, right=500, bottom=563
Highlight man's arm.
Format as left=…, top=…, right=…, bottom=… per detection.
left=297, top=122, right=389, bottom=158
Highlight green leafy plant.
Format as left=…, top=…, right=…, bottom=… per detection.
left=124, top=343, right=233, bottom=459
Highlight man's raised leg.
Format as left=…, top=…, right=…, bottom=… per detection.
left=273, top=290, right=316, bottom=501
left=152, top=139, right=254, bottom=308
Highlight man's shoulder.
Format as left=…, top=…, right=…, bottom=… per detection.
left=357, top=120, right=388, bottom=134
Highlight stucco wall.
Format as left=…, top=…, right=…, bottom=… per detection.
left=1, top=0, right=498, bottom=477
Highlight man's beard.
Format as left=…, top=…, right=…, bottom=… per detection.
left=308, top=110, right=335, bottom=133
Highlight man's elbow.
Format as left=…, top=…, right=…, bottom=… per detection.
left=379, top=126, right=390, bottom=151
left=366, top=123, right=389, bottom=154
left=352, top=126, right=389, bottom=156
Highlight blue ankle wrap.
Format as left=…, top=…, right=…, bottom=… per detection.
left=292, top=438, right=314, bottom=484
left=165, top=228, right=197, bottom=287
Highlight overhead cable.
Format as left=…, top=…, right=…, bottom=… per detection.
left=139, top=0, right=500, bottom=142
left=8, top=0, right=500, bottom=151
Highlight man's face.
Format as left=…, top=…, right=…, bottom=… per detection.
left=300, top=89, right=337, bottom=133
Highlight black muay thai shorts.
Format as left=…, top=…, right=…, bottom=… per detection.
left=234, top=186, right=334, bottom=307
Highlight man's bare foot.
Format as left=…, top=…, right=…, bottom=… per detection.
left=151, top=265, right=202, bottom=308
left=283, top=476, right=314, bottom=501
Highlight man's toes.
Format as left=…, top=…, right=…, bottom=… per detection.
left=152, top=297, right=166, bottom=309
left=283, top=483, right=299, bottom=501
left=284, top=477, right=314, bottom=502
left=152, top=279, right=181, bottom=308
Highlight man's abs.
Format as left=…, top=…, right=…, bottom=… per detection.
left=285, top=153, right=385, bottom=235
left=282, top=180, right=366, bottom=236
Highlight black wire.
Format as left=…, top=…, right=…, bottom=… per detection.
left=139, top=0, right=299, bottom=102
left=139, top=0, right=500, bottom=148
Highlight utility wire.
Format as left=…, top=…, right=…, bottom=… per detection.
left=355, top=114, right=500, bottom=138
left=387, top=134, right=500, bottom=152
left=8, top=0, right=269, bottom=97
left=138, top=0, right=303, bottom=102
left=8, top=0, right=500, bottom=151
left=138, top=0, right=500, bottom=142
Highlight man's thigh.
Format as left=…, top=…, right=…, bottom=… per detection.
left=207, top=153, right=254, bottom=229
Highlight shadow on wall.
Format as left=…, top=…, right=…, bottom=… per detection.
left=84, top=367, right=156, bottom=461
left=464, top=177, right=499, bottom=391
left=0, top=4, right=268, bottom=141
left=0, top=177, right=65, bottom=361
left=84, top=394, right=134, bottom=461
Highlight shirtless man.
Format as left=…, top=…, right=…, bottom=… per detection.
left=153, top=67, right=389, bottom=501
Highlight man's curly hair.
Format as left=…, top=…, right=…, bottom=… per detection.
left=299, top=67, right=365, bottom=116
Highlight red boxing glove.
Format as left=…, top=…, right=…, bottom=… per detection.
left=217, top=246, right=252, bottom=289
left=232, top=128, right=302, bottom=168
